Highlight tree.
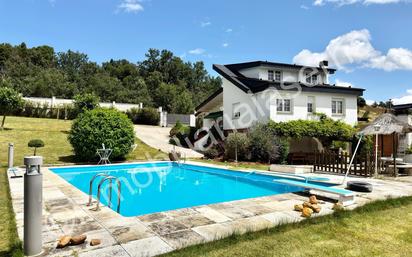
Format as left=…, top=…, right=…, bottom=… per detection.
left=73, top=93, right=100, bottom=115
left=0, top=87, right=24, bottom=129
left=28, top=139, right=45, bottom=155
left=357, top=96, right=366, bottom=108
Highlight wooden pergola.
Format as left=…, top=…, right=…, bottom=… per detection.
left=360, top=113, right=412, bottom=176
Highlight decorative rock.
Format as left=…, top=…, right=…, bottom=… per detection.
left=90, top=239, right=101, bottom=246
left=303, top=202, right=313, bottom=209
left=301, top=207, right=313, bottom=218
left=294, top=204, right=304, bottom=212
left=57, top=235, right=71, bottom=248
left=311, top=204, right=321, bottom=213
left=70, top=235, right=87, bottom=245
left=333, top=202, right=344, bottom=211
left=309, top=195, right=318, bottom=205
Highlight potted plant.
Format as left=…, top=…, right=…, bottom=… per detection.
left=28, top=139, right=45, bottom=156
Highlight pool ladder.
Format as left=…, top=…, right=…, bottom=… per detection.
left=87, top=173, right=122, bottom=213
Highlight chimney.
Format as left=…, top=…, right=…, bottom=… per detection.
left=319, top=60, right=328, bottom=67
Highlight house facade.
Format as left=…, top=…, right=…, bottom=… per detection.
left=196, top=61, right=364, bottom=133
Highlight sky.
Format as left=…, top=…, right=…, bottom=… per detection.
left=0, top=0, right=412, bottom=104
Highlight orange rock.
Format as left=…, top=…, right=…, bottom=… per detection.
left=311, top=204, right=321, bottom=213
left=309, top=195, right=318, bottom=204
left=303, top=202, right=313, bottom=209
left=70, top=235, right=87, bottom=245
left=57, top=235, right=71, bottom=248
left=90, top=239, right=101, bottom=246
left=333, top=202, right=344, bottom=211
left=301, top=207, right=313, bottom=218
left=294, top=204, right=304, bottom=212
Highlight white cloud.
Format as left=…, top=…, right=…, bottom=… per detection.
left=335, top=79, right=355, bottom=87
left=366, top=99, right=375, bottom=105
left=293, top=29, right=412, bottom=71
left=368, top=48, right=412, bottom=71
left=314, top=0, right=410, bottom=6
left=117, top=0, right=144, bottom=13
left=225, top=28, right=233, bottom=33
left=300, top=4, right=310, bottom=9
left=188, top=48, right=206, bottom=55
left=222, top=43, right=229, bottom=48
left=392, top=89, right=412, bottom=105
left=201, top=21, right=211, bottom=27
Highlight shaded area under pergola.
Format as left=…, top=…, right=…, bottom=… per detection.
left=360, top=113, right=412, bottom=176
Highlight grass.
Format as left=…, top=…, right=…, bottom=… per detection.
left=0, top=167, right=23, bottom=257
left=162, top=196, right=412, bottom=257
left=0, top=116, right=165, bottom=167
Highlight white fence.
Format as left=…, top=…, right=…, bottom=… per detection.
left=23, top=97, right=143, bottom=112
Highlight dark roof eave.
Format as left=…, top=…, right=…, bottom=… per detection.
left=195, top=87, right=223, bottom=112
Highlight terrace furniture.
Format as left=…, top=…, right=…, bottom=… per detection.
left=96, top=144, right=112, bottom=165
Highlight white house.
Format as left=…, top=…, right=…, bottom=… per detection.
left=196, top=60, right=364, bottom=134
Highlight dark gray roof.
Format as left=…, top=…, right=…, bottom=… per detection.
left=213, top=63, right=364, bottom=96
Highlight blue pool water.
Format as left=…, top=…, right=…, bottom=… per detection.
left=50, top=162, right=331, bottom=217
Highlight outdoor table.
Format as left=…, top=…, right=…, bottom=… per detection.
left=97, top=144, right=112, bottom=165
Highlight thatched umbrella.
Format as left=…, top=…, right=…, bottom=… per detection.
left=360, top=113, right=412, bottom=176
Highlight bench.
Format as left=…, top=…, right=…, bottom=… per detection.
left=275, top=179, right=356, bottom=206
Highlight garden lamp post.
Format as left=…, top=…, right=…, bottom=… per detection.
left=24, top=156, right=43, bottom=256
left=374, top=124, right=381, bottom=178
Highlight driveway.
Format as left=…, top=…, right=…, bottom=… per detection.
left=134, top=125, right=203, bottom=158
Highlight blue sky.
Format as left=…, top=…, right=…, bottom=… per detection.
left=0, top=0, right=411, bottom=104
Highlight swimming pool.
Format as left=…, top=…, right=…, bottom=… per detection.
left=50, top=162, right=331, bottom=217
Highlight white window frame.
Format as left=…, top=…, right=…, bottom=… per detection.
left=275, top=71, right=282, bottom=82
left=307, top=96, right=315, bottom=114
left=232, top=102, right=241, bottom=119
left=276, top=99, right=292, bottom=113
left=268, top=70, right=274, bottom=81
left=332, top=98, right=345, bottom=116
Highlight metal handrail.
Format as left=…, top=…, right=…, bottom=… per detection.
left=87, top=173, right=110, bottom=206
left=96, top=176, right=121, bottom=213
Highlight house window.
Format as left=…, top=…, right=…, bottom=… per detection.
left=311, top=75, right=318, bottom=85
left=307, top=96, right=315, bottom=114
left=305, top=73, right=318, bottom=85
left=232, top=102, right=241, bottom=119
left=332, top=99, right=344, bottom=115
left=268, top=70, right=274, bottom=81
left=276, top=99, right=292, bottom=113
left=275, top=71, right=282, bottom=81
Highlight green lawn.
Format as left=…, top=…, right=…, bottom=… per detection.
left=0, top=116, right=166, bottom=167
left=0, top=167, right=22, bottom=257
left=163, top=197, right=412, bottom=257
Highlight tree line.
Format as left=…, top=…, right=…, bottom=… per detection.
left=0, top=43, right=221, bottom=114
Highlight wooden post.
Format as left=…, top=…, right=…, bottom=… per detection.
left=393, top=132, right=398, bottom=177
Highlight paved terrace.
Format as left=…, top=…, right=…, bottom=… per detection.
left=8, top=162, right=412, bottom=257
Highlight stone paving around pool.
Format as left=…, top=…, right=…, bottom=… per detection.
left=8, top=161, right=412, bottom=257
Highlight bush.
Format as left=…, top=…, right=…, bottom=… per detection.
left=28, top=139, right=45, bottom=156
left=203, top=145, right=222, bottom=160
left=73, top=93, right=100, bottom=115
left=126, top=107, right=159, bottom=125
left=169, top=121, right=194, bottom=148
left=68, top=108, right=135, bottom=161
left=224, top=133, right=250, bottom=161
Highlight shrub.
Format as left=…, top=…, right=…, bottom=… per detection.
left=68, top=108, right=135, bottom=161
left=28, top=139, right=45, bottom=156
left=73, top=93, right=100, bottom=115
left=169, top=121, right=193, bottom=148
left=248, top=123, right=290, bottom=164
left=203, top=145, right=222, bottom=160
left=224, top=133, right=250, bottom=161
left=127, top=107, right=159, bottom=125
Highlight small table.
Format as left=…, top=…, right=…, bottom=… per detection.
left=97, top=145, right=112, bottom=165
